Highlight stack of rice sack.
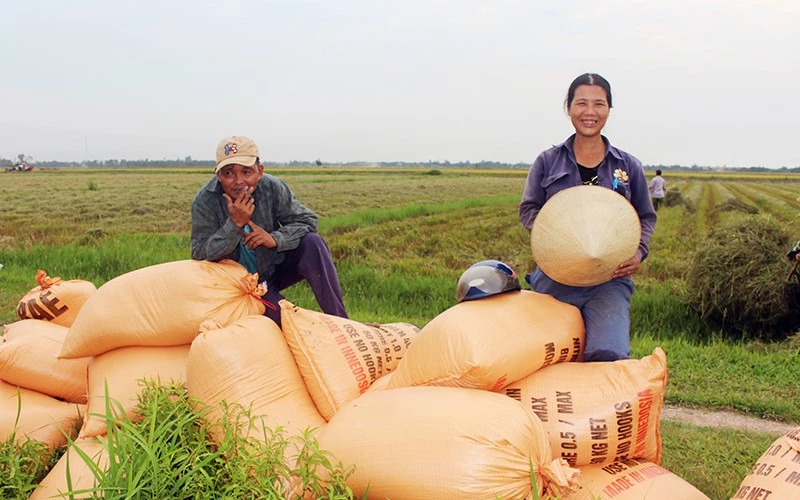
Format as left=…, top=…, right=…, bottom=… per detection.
left=186, top=302, right=423, bottom=436
left=0, top=271, right=92, bottom=453
left=345, top=289, right=708, bottom=499
left=183, top=301, right=424, bottom=496
left=18, top=258, right=425, bottom=498
left=299, top=290, right=584, bottom=498
left=23, top=260, right=267, bottom=498
left=7, top=257, right=712, bottom=498
left=267, top=294, right=572, bottom=498
left=186, top=315, right=326, bottom=497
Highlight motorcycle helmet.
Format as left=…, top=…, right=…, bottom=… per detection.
left=455, top=260, right=521, bottom=302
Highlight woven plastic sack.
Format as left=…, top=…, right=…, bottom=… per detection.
left=78, top=344, right=190, bottom=439
left=187, top=315, right=325, bottom=441
left=386, top=290, right=584, bottom=391
left=16, top=270, right=96, bottom=327
left=733, top=426, right=800, bottom=499
left=29, top=438, right=108, bottom=500
left=563, top=458, right=709, bottom=499
left=364, top=372, right=393, bottom=393
left=317, top=386, right=580, bottom=499
left=281, top=300, right=421, bottom=420
left=503, top=348, right=667, bottom=467
left=0, top=320, right=89, bottom=403
left=0, top=380, right=85, bottom=450
left=60, top=259, right=266, bottom=359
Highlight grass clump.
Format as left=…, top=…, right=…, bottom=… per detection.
left=64, top=381, right=354, bottom=499
left=0, top=389, right=58, bottom=500
left=664, top=190, right=694, bottom=212
left=0, top=432, right=56, bottom=499
left=684, top=214, right=800, bottom=340
left=709, top=197, right=759, bottom=216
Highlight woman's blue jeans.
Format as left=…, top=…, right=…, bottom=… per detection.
left=527, top=268, right=634, bottom=362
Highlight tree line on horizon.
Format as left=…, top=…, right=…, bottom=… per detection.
left=1, top=156, right=798, bottom=173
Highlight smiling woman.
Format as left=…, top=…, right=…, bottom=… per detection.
left=518, top=72, right=657, bottom=363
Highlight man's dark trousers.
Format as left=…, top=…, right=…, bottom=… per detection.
left=261, top=233, right=347, bottom=327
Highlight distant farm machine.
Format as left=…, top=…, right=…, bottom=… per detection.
left=5, top=154, right=34, bottom=172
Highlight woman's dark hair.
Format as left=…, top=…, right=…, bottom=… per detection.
left=565, top=73, right=613, bottom=110
left=656, top=169, right=662, bottom=175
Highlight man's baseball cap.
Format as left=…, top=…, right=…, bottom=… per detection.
left=215, top=136, right=259, bottom=173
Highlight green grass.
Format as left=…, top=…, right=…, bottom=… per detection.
left=2, top=169, right=800, bottom=498
left=633, top=334, right=800, bottom=421
left=630, top=280, right=715, bottom=341
left=660, top=420, right=778, bottom=500
left=319, top=194, right=519, bottom=233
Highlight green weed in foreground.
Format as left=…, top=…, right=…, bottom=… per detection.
left=0, top=435, right=54, bottom=499
left=61, top=381, right=354, bottom=499
left=0, top=412, right=56, bottom=500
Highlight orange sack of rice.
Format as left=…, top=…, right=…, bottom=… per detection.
left=503, top=348, right=667, bottom=468
left=29, top=438, right=109, bottom=500
left=16, top=270, right=96, bottom=327
left=59, top=259, right=266, bottom=359
left=186, top=315, right=325, bottom=441
left=563, top=458, right=709, bottom=499
left=0, top=380, right=85, bottom=450
left=0, top=320, right=89, bottom=403
left=386, top=290, right=584, bottom=391
left=732, top=426, right=800, bottom=500
left=317, top=385, right=580, bottom=499
left=280, top=300, right=421, bottom=420
left=78, top=344, right=190, bottom=439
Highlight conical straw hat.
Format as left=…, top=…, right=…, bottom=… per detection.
left=531, top=185, right=641, bottom=287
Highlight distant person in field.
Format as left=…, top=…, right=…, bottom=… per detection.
left=519, top=73, right=657, bottom=362
left=191, top=135, right=348, bottom=327
left=648, top=169, right=667, bottom=211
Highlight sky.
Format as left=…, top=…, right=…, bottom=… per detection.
left=2, top=0, right=799, bottom=168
